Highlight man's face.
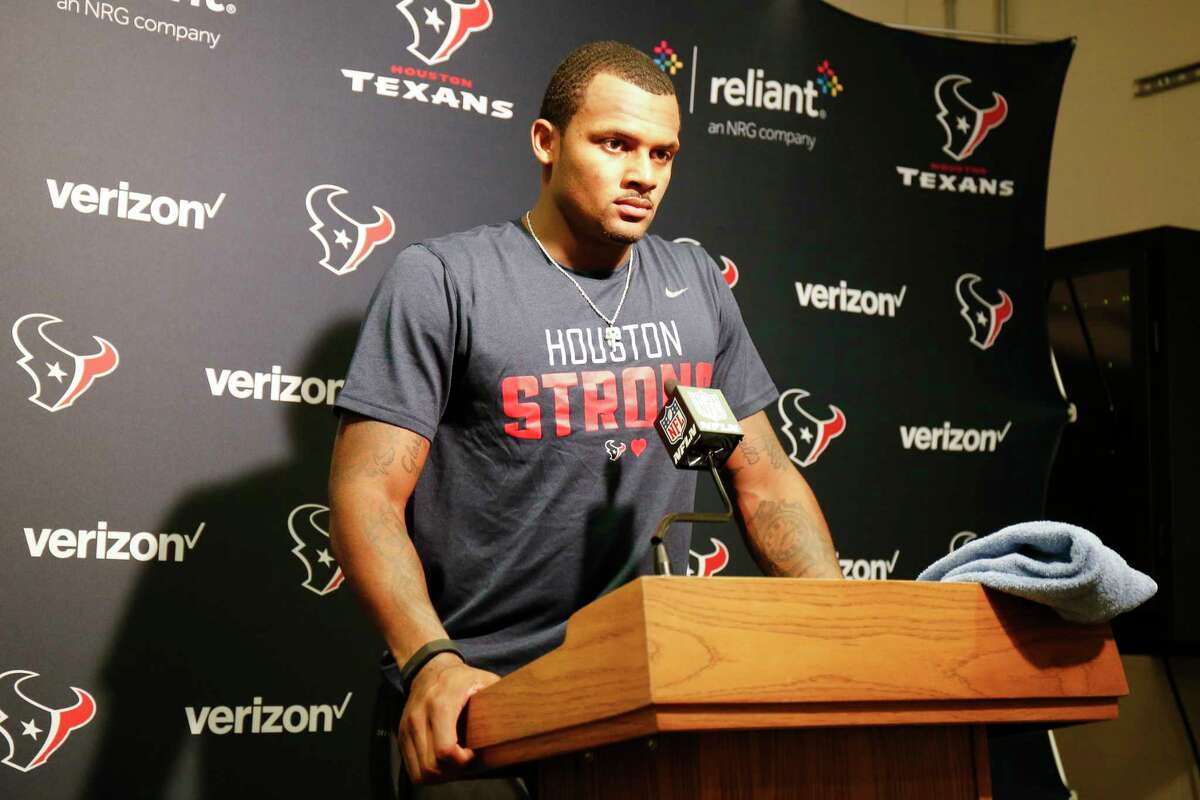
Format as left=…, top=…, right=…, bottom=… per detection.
left=547, top=73, right=681, bottom=247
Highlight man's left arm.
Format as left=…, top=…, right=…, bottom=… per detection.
left=723, top=410, right=842, bottom=579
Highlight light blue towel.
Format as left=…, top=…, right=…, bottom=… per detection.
left=917, top=520, right=1157, bottom=624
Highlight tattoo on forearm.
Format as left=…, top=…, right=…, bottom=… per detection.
left=746, top=499, right=836, bottom=577
left=735, top=434, right=789, bottom=473
left=335, top=445, right=396, bottom=481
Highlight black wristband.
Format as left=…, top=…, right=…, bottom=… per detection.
left=398, top=639, right=464, bottom=695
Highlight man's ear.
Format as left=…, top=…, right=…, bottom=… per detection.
left=530, top=118, right=558, bottom=166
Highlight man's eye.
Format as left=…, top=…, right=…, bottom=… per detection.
left=602, top=139, right=624, bottom=151
left=654, top=150, right=675, bottom=162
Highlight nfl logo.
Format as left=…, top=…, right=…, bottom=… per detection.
left=661, top=399, right=686, bottom=444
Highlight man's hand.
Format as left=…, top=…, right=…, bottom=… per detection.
left=399, top=653, right=501, bottom=784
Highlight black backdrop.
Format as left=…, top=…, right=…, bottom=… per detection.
left=1, top=1, right=1072, bottom=796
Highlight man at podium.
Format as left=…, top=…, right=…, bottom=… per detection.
left=329, top=40, right=841, bottom=796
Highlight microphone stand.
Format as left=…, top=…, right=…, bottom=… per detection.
left=651, top=451, right=735, bottom=576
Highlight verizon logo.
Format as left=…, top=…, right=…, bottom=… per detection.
left=47, top=179, right=225, bottom=230
left=839, top=550, right=899, bottom=580
left=205, top=366, right=344, bottom=406
left=795, top=280, right=906, bottom=317
left=900, top=421, right=1012, bottom=452
left=24, top=521, right=205, bottom=562
left=185, top=692, right=352, bottom=735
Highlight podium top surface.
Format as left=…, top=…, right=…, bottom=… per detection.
left=465, top=577, right=1127, bottom=766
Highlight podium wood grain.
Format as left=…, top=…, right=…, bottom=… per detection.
left=467, top=577, right=1126, bottom=769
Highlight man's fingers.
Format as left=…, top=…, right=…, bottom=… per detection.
left=429, top=691, right=474, bottom=768
left=400, top=728, right=422, bottom=785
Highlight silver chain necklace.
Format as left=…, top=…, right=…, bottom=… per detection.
left=524, top=212, right=635, bottom=345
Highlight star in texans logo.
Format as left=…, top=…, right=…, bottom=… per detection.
left=777, top=388, right=846, bottom=468
left=305, top=184, right=395, bottom=277
left=955, top=273, right=1013, bottom=350
left=12, top=313, right=119, bottom=412
left=0, top=670, right=96, bottom=772
left=288, top=504, right=345, bottom=596
left=396, top=0, right=493, bottom=66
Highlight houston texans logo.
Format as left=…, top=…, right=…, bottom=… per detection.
left=935, top=75, right=1008, bottom=162
left=955, top=273, right=1013, bottom=350
left=12, top=313, right=119, bottom=412
left=687, top=537, right=730, bottom=577
left=949, top=531, right=978, bottom=553
left=777, top=388, right=846, bottom=468
left=604, top=440, right=626, bottom=461
left=718, top=255, right=739, bottom=288
left=396, top=0, right=493, bottom=66
left=0, top=670, right=95, bottom=772
left=305, top=184, right=395, bottom=277
left=288, top=504, right=345, bottom=596
left=672, top=237, right=740, bottom=288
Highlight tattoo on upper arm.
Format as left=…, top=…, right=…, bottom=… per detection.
left=735, top=434, right=789, bottom=473
left=334, top=444, right=395, bottom=481
left=399, top=437, right=424, bottom=474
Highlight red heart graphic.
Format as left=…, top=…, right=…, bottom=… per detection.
left=630, top=438, right=647, bottom=456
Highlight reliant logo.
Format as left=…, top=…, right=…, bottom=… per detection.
left=0, top=670, right=96, bottom=773
left=12, top=313, right=119, bottom=413
left=777, top=388, right=846, bottom=467
left=56, top=2, right=224, bottom=50
left=24, top=521, right=205, bottom=562
left=838, top=550, right=900, bottom=580
left=709, top=67, right=827, bottom=118
left=795, top=280, right=907, bottom=318
left=167, top=0, right=237, bottom=13
left=205, top=366, right=344, bottom=406
left=288, top=504, right=344, bottom=596
left=899, top=421, right=1012, bottom=452
left=185, top=692, right=352, bottom=735
left=46, top=179, right=225, bottom=230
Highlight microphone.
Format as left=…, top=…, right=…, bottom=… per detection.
left=649, top=381, right=745, bottom=575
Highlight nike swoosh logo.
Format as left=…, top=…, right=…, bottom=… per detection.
left=665, top=287, right=688, bottom=298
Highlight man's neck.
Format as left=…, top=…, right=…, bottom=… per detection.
left=525, top=201, right=631, bottom=274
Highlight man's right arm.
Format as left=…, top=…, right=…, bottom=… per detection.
left=328, top=412, right=498, bottom=784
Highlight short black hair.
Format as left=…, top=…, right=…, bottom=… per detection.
left=539, top=41, right=677, bottom=131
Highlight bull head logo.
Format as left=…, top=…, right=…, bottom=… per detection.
left=288, top=504, right=345, bottom=596
left=955, top=273, right=1013, bottom=350
left=777, top=388, right=846, bottom=468
left=12, top=314, right=119, bottom=412
left=396, top=0, right=493, bottom=66
left=687, top=537, right=730, bottom=577
left=305, top=184, right=395, bottom=277
left=935, top=74, right=1008, bottom=162
left=0, top=670, right=95, bottom=772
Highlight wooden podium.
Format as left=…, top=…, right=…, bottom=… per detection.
left=465, top=577, right=1128, bottom=798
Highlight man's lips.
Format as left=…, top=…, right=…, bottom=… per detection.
left=614, top=197, right=652, bottom=220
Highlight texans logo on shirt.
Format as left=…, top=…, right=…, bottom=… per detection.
left=395, top=0, right=493, bottom=66
left=305, top=184, right=395, bottom=277
left=935, top=75, right=1008, bottom=162
left=955, top=273, right=1013, bottom=350
left=0, top=670, right=96, bottom=772
left=288, top=504, right=345, bottom=596
left=687, top=537, right=730, bottom=577
left=777, top=388, right=846, bottom=468
left=11, top=313, right=119, bottom=412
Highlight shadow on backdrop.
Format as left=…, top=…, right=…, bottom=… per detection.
left=79, top=319, right=383, bottom=800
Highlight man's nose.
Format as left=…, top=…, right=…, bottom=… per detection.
left=623, top=151, right=657, bottom=192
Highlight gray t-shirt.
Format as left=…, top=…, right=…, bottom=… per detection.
left=336, top=220, right=777, bottom=676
